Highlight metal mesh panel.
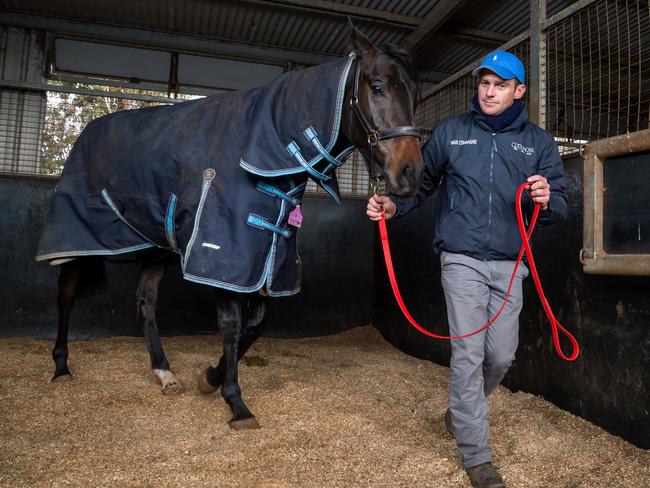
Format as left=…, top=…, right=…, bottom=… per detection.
left=0, top=85, right=168, bottom=176
left=418, top=0, right=649, bottom=158
left=0, top=88, right=46, bottom=174
left=304, top=150, right=372, bottom=199
left=546, top=0, right=650, bottom=155
left=416, top=75, right=478, bottom=131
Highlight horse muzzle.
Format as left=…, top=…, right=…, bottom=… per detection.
left=385, top=160, right=424, bottom=196
left=377, top=135, right=424, bottom=196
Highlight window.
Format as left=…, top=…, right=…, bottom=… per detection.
left=1, top=31, right=373, bottom=197
left=580, top=129, right=650, bottom=275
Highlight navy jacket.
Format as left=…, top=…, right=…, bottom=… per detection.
left=393, top=100, right=567, bottom=261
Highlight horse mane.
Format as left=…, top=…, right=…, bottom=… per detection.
left=379, top=43, right=418, bottom=85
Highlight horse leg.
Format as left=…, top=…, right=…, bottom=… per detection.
left=51, top=259, right=82, bottom=382
left=136, top=260, right=183, bottom=395
left=199, top=293, right=267, bottom=393
left=199, top=294, right=265, bottom=430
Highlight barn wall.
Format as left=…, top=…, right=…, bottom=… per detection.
left=2, top=159, right=649, bottom=450
left=372, top=156, right=650, bottom=449
left=0, top=176, right=373, bottom=339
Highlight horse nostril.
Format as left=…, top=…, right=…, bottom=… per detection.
left=399, top=164, right=415, bottom=185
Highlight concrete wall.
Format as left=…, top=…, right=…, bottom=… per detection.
left=372, top=156, right=650, bottom=448
left=0, top=176, right=373, bottom=339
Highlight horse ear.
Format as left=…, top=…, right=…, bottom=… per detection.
left=345, top=18, right=376, bottom=55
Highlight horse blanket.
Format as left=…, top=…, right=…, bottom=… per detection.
left=36, top=55, right=356, bottom=296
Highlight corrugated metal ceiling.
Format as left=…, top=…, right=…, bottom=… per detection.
left=0, top=0, right=583, bottom=81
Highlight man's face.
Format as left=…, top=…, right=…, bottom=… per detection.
left=477, top=70, right=526, bottom=116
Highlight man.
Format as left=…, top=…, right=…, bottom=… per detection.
left=367, top=51, right=567, bottom=488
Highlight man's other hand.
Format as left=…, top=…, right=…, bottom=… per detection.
left=526, top=175, right=550, bottom=211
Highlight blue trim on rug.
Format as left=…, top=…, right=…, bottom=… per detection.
left=239, top=160, right=307, bottom=177
left=36, top=243, right=156, bottom=263
left=165, top=193, right=178, bottom=250
left=286, top=142, right=331, bottom=181
left=182, top=172, right=214, bottom=272
left=256, top=181, right=300, bottom=206
left=304, top=126, right=346, bottom=169
left=247, top=213, right=292, bottom=238
left=182, top=272, right=267, bottom=293
left=264, top=195, right=298, bottom=295
left=287, top=182, right=307, bottom=196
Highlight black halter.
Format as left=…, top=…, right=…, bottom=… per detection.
left=348, top=57, right=421, bottom=182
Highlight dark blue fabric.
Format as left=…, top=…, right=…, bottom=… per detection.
left=470, top=95, right=524, bottom=132
left=36, top=56, right=356, bottom=296
left=391, top=103, right=567, bottom=261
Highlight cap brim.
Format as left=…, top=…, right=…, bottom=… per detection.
left=472, top=65, right=525, bottom=84
left=472, top=65, right=519, bottom=82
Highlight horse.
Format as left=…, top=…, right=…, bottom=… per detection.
left=36, top=24, right=424, bottom=430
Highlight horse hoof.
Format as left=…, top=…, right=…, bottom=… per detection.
left=197, top=369, right=219, bottom=394
left=51, top=373, right=72, bottom=383
left=229, top=417, right=260, bottom=431
left=161, top=382, right=185, bottom=396
left=153, top=369, right=184, bottom=395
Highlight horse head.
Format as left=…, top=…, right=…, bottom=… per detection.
left=342, top=25, right=424, bottom=197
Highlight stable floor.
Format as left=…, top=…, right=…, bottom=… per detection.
left=0, top=326, right=647, bottom=487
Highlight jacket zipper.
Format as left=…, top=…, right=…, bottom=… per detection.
left=486, top=134, right=497, bottom=254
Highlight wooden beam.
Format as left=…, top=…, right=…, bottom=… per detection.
left=403, top=0, right=472, bottom=50
left=453, top=28, right=511, bottom=44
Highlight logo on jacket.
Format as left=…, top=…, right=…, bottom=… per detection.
left=450, top=139, right=477, bottom=145
left=511, top=142, right=535, bottom=155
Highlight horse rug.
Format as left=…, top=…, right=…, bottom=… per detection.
left=36, top=55, right=356, bottom=296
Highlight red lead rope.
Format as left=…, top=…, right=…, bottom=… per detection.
left=378, top=182, right=580, bottom=361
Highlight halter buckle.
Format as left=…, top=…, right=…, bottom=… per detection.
left=371, top=176, right=384, bottom=196
left=367, top=130, right=379, bottom=146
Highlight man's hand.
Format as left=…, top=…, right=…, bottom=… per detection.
left=526, top=175, right=550, bottom=211
left=367, top=195, right=397, bottom=221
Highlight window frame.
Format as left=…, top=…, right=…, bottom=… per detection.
left=580, top=129, right=650, bottom=276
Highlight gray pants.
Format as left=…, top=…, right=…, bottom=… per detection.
left=441, top=251, right=528, bottom=468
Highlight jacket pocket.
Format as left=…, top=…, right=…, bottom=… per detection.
left=436, top=181, right=459, bottom=236
left=446, top=180, right=461, bottom=212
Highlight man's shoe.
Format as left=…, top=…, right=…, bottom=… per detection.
left=465, top=462, right=505, bottom=488
left=444, top=408, right=454, bottom=436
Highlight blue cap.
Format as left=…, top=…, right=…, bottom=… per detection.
left=472, top=50, right=525, bottom=84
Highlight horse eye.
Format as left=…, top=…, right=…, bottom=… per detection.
left=371, top=82, right=384, bottom=95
